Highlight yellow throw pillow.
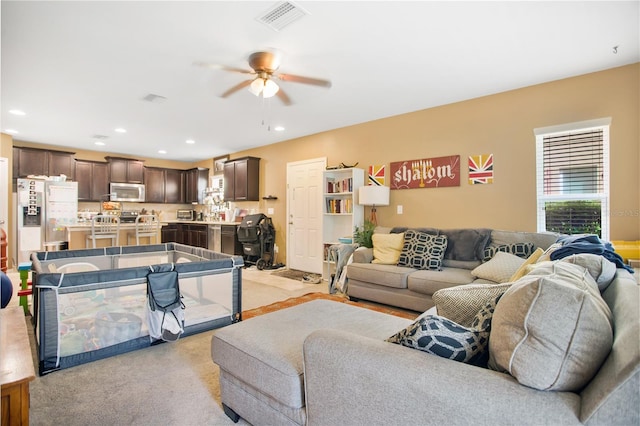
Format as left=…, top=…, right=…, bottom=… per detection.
left=372, top=233, right=405, bottom=264
left=509, top=247, right=544, bottom=281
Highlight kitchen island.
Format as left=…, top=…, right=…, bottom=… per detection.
left=66, top=222, right=162, bottom=250
left=66, top=220, right=243, bottom=253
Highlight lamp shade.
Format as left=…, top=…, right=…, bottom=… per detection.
left=358, top=185, right=390, bottom=206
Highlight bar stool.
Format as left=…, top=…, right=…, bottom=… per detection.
left=127, top=214, right=159, bottom=246
left=86, top=215, right=120, bottom=248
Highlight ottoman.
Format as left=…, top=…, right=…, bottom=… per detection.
left=211, top=299, right=412, bottom=425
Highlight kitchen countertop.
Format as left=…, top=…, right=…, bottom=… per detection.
left=67, top=220, right=242, bottom=231
left=162, top=220, right=240, bottom=226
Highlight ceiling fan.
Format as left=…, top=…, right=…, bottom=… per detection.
left=195, top=51, right=331, bottom=106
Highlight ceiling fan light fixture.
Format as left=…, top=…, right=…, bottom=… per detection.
left=249, top=78, right=265, bottom=96
left=262, top=79, right=280, bottom=98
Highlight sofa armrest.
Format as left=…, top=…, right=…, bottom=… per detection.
left=352, top=247, right=373, bottom=263
left=303, top=329, right=581, bottom=426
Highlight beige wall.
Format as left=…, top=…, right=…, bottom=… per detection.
left=229, top=63, right=640, bottom=262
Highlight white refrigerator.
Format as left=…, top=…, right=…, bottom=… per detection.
left=16, top=178, right=78, bottom=263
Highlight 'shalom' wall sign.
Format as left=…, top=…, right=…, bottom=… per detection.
left=390, top=155, right=460, bottom=190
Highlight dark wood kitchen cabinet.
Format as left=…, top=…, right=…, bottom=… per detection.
left=47, top=150, right=76, bottom=180
left=161, top=223, right=207, bottom=248
left=106, top=157, right=144, bottom=183
left=164, top=168, right=184, bottom=204
left=12, top=147, right=75, bottom=180
left=185, top=168, right=209, bottom=204
left=223, top=157, right=259, bottom=201
left=75, top=160, right=109, bottom=201
left=161, top=224, right=179, bottom=243
left=143, top=167, right=165, bottom=203
left=144, top=167, right=184, bottom=204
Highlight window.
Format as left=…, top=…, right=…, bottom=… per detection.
left=535, top=118, right=610, bottom=240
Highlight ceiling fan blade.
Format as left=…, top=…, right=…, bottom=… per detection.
left=193, top=61, right=254, bottom=75
left=221, top=80, right=252, bottom=98
left=276, top=73, right=332, bottom=88
left=276, top=88, right=292, bottom=106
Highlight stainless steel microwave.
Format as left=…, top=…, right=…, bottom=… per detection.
left=110, top=182, right=145, bottom=202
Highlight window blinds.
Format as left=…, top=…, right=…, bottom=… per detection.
left=542, top=129, right=604, bottom=195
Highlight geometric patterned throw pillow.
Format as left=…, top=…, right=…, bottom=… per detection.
left=387, top=315, right=490, bottom=366
left=470, top=295, right=502, bottom=332
left=483, top=242, right=535, bottom=262
left=397, top=230, right=448, bottom=270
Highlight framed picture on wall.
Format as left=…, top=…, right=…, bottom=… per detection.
left=214, top=156, right=229, bottom=174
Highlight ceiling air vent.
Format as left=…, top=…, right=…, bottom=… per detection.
left=256, top=1, right=308, bottom=32
left=92, top=134, right=108, bottom=140
left=141, top=93, right=167, bottom=104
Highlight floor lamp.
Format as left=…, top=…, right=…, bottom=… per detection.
left=358, top=185, right=390, bottom=225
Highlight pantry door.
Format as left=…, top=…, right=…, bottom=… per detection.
left=286, top=157, right=326, bottom=273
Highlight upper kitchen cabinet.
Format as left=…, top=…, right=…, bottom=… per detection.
left=185, top=167, right=209, bottom=204
left=75, top=160, right=109, bottom=201
left=143, top=167, right=165, bottom=203
left=106, top=157, right=144, bottom=183
left=48, top=150, right=76, bottom=180
left=224, top=157, right=260, bottom=201
left=12, top=147, right=75, bottom=180
left=143, top=167, right=184, bottom=204
left=165, top=168, right=184, bottom=204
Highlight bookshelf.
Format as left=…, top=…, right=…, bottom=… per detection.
left=322, top=167, right=364, bottom=280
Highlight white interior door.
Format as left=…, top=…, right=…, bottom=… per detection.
left=286, top=157, right=326, bottom=273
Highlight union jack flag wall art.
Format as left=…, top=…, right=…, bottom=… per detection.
left=468, top=154, right=494, bottom=185
left=368, top=165, right=385, bottom=186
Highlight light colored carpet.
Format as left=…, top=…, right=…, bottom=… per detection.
left=26, top=269, right=326, bottom=426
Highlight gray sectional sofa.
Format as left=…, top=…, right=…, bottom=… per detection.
left=212, top=265, right=639, bottom=425
left=346, top=227, right=559, bottom=312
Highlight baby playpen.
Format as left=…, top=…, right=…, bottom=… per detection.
left=30, top=243, right=243, bottom=374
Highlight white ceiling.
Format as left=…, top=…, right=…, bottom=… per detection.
left=2, top=1, right=638, bottom=162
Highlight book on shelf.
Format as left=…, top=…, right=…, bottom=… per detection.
left=325, top=198, right=353, bottom=214
left=326, top=177, right=353, bottom=194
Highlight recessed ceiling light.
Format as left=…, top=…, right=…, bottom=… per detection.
left=94, top=141, right=106, bottom=146
left=9, top=110, right=25, bottom=116
left=274, top=126, right=285, bottom=131
left=114, top=128, right=127, bottom=133
left=4, top=129, right=19, bottom=134
left=185, top=139, right=195, bottom=144
left=158, top=150, right=167, bottom=154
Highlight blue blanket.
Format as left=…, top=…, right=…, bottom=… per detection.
left=551, top=234, right=634, bottom=273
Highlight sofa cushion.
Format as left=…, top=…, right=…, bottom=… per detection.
left=489, top=262, right=613, bottom=392
left=347, top=262, right=413, bottom=289
left=483, top=242, right=535, bottom=262
left=489, top=229, right=558, bottom=251
left=397, top=230, right=448, bottom=270
left=509, top=247, right=545, bottom=281
left=386, top=315, right=489, bottom=366
left=407, top=268, right=476, bottom=295
left=472, top=251, right=525, bottom=283
left=559, top=253, right=617, bottom=292
left=433, top=282, right=512, bottom=327
left=390, top=227, right=439, bottom=236
left=440, top=228, right=491, bottom=261
left=371, top=233, right=405, bottom=265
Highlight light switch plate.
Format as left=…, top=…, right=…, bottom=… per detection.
left=397, top=205, right=403, bottom=214
left=267, top=208, right=274, bottom=215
